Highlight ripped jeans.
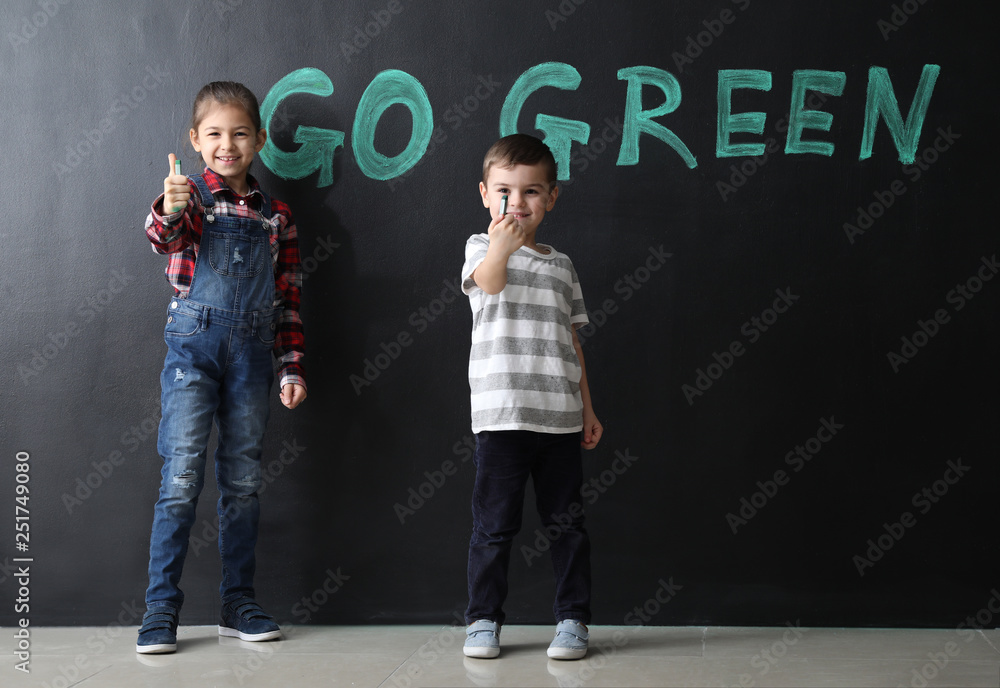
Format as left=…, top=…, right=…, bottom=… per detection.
left=145, top=299, right=276, bottom=609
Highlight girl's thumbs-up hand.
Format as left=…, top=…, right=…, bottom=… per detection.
left=163, top=153, right=190, bottom=215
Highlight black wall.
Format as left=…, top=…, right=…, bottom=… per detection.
left=2, top=0, right=996, bottom=628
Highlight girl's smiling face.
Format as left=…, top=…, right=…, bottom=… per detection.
left=189, top=101, right=266, bottom=195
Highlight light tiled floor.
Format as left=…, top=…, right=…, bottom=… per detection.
left=3, top=624, right=998, bottom=687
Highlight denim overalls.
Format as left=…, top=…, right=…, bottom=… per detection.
left=145, top=174, right=277, bottom=610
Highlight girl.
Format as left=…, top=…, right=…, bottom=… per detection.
left=138, top=81, right=306, bottom=654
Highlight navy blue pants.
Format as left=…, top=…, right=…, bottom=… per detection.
left=465, top=430, right=592, bottom=625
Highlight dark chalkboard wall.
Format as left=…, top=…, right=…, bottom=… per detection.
left=1, top=0, right=996, bottom=629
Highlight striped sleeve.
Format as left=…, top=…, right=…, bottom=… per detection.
left=461, top=233, right=490, bottom=295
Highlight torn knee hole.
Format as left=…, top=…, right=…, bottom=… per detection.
left=172, top=470, right=199, bottom=487
left=232, top=474, right=261, bottom=490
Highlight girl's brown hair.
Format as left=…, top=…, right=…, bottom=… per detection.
left=190, top=81, right=262, bottom=132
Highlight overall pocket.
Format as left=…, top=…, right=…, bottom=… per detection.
left=164, top=307, right=201, bottom=338
left=208, top=232, right=265, bottom=278
left=256, top=318, right=278, bottom=348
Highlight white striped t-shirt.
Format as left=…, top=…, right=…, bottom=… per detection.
left=461, top=233, right=589, bottom=433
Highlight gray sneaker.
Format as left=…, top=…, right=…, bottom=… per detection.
left=463, top=619, right=500, bottom=658
left=547, top=619, right=588, bottom=660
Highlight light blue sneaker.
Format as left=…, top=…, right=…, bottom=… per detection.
left=463, top=619, right=500, bottom=658
left=547, top=619, right=588, bottom=660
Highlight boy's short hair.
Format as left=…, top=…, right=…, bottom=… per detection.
left=482, top=134, right=557, bottom=186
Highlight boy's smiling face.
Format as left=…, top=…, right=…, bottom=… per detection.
left=480, top=163, right=558, bottom=242
left=189, top=102, right=266, bottom=195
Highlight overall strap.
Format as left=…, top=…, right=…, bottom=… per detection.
left=258, top=189, right=272, bottom=222
left=189, top=172, right=271, bottom=226
left=187, top=174, right=216, bottom=214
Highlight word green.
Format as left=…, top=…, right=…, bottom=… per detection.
left=259, top=62, right=940, bottom=186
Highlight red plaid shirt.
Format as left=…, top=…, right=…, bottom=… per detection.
left=145, top=167, right=305, bottom=389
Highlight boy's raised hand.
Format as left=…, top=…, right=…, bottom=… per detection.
left=472, top=205, right=526, bottom=294
left=487, top=212, right=526, bottom=258
left=163, top=153, right=190, bottom=215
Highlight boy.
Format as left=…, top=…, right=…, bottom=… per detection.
left=460, top=134, right=603, bottom=660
